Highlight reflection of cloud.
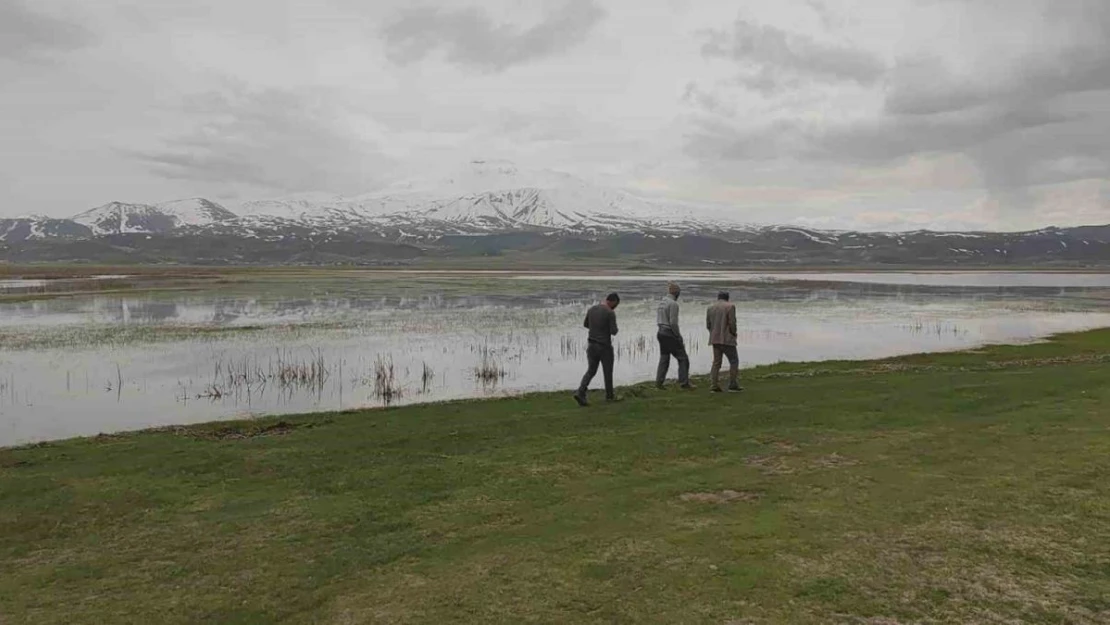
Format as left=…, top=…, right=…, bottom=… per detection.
left=380, top=0, right=606, bottom=72
left=0, top=0, right=94, bottom=60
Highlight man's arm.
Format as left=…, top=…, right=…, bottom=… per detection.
left=706, top=307, right=712, bottom=331
left=671, top=301, right=682, bottom=340
left=610, top=310, right=619, bottom=336
left=584, top=311, right=590, bottom=329
left=728, top=305, right=737, bottom=337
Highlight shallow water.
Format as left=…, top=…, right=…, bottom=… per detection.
left=1, top=272, right=1109, bottom=447
left=513, top=271, right=1110, bottom=288
left=0, top=275, right=132, bottom=294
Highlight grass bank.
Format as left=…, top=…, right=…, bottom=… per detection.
left=3, top=332, right=1110, bottom=624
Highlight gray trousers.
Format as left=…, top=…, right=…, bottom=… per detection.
left=711, top=344, right=740, bottom=389
left=656, top=332, right=690, bottom=386
left=578, top=342, right=615, bottom=399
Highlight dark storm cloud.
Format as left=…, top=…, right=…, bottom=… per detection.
left=380, top=0, right=606, bottom=72
left=0, top=0, right=94, bottom=60
left=130, top=87, right=390, bottom=195
left=688, top=1, right=1110, bottom=210
left=699, top=15, right=887, bottom=93
left=683, top=103, right=1074, bottom=165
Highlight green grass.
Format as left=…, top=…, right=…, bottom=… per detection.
left=4, top=332, right=1110, bottom=624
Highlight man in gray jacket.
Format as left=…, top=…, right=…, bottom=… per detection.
left=706, top=291, right=742, bottom=393
left=656, top=282, right=694, bottom=390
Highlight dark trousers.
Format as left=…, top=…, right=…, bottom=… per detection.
left=711, top=344, right=740, bottom=390
left=578, top=342, right=615, bottom=399
left=656, top=332, right=690, bottom=387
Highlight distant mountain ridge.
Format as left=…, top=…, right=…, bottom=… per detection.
left=70, top=199, right=238, bottom=236
left=3, top=161, right=1110, bottom=266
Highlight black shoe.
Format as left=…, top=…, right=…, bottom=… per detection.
left=573, top=393, right=588, bottom=407
left=606, top=395, right=623, bottom=403
left=728, top=386, right=744, bottom=393
left=711, top=386, right=723, bottom=393
left=681, top=383, right=697, bottom=390
left=655, top=384, right=665, bottom=390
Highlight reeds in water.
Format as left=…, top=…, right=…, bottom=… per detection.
left=474, top=344, right=507, bottom=385
left=373, top=355, right=402, bottom=404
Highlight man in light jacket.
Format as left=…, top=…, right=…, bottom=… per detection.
left=706, top=291, right=742, bottom=393
left=656, top=282, right=695, bottom=390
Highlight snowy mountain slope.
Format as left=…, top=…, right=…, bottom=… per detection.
left=155, top=198, right=236, bottom=226
left=0, top=217, right=92, bottom=242
left=234, top=192, right=349, bottom=221
left=73, top=202, right=176, bottom=235
left=307, top=160, right=744, bottom=235
left=72, top=199, right=235, bottom=235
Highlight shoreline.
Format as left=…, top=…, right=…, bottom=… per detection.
left=5, top=327, right=1106, bottom=451
left=6, top=263, right=1110, bottom=279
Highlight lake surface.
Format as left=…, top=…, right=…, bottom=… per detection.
left=2, top=271, right=1109, bottom=447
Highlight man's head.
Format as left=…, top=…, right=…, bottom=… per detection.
left=717, top=291, right=730, bottom=302
left=667, top=282, right=681, bottom=299
left=605, top=292, right=621, bottom=310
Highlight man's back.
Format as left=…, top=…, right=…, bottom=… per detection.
left=657, top=296, right=680, bottom=337
left=584, top=304, right=618, bottom=345
left=707, top=300, right=737, bottom=346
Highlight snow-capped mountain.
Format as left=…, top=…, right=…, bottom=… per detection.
left=365, top=160, right=733, bottom=231
left=155, top=198, right=237, bottom=226
left=235, top=192, right=350, bottom=221
left=73, top=202, right=175, bottom=235
left=72, top=199, right=235, bottom=235
left=222, top=160, right=743, bottom=237
left=0, top=216, right=92, bottom=243
left=5, top=160, right=1110, bottom=266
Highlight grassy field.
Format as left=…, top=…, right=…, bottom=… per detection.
left=3, top=332, right=1110, bottom=624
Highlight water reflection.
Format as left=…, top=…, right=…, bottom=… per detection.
left=1, top=273, right=1110, bottom=446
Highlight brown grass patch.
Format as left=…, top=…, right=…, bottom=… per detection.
left=0, top=453, right=31, bottom=469
left=744, top=455, right=796, bottom=475
left=165, top=420, right=318, bottom=441
left=810, top=453, right=860, bottom=469
left=680, top=490, right=762, bottom=504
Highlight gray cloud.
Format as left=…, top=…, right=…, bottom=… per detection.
left=380, top=0, right=606, bottom=72
left=688, top=2, right=1110, bottom=212
left=130, top=87, right=391, bottom=195
left=805, top=0, right=837, bottom=30
left=0, top=0, right=93, bottom=60
left=699, top=15, right=887, bottom=93
left=681, top=82, right=737, bottom=117
left=689, top=94, right=1109, bottom=209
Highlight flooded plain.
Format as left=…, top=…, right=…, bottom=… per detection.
left=2, top=271, right=1109, bottom=446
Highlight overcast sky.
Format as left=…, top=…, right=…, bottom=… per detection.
left=2, top=0, right=1108, bottom=231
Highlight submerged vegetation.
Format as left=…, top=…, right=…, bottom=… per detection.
left=372, top=354, right=402, bottom=405
left=473, top=344, right=509, bottom=386
left=194, top=350, right=330, bottom=401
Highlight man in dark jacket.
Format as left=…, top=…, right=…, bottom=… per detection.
left=574, top=292, right=620, bottom=406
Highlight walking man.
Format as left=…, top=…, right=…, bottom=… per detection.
left=574, top=292, right=620, bottom=406
left=656, top=282, right=695, bottom=390
left=707, top=291, right=742, bottom=393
